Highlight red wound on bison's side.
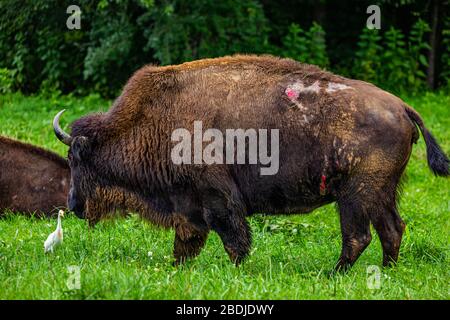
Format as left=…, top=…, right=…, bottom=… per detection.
left=320, top=175, right=327, bottom=195
left=285, top=88, right=299, bottom=100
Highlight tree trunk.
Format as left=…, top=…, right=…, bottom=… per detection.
left=427, top=0, right=441, bottom=89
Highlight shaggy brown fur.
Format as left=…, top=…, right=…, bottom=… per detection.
left=54, top=54, right=449, bottom=269
left=0, top=136, right=70, bottom=216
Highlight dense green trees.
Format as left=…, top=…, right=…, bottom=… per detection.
left=0, top=0, right=448, bottom=97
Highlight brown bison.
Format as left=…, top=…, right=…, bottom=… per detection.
left=53, top=55, right=449, bottom=270
left=0, top=136, right=70, bottom=216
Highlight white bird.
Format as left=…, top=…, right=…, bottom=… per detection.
left=44, top=210, right=64, bottom=253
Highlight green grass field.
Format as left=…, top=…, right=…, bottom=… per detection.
left=0, top=92, right=448, bottom=299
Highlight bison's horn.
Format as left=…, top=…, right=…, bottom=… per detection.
left=53, top=110, right=72, bottom=146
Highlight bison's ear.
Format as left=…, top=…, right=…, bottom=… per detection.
left=72, top=136, right=91, bottom=161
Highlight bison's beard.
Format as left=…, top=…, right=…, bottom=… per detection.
left=85, top=186, right=174, bottom=228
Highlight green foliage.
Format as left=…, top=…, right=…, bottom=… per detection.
left=143, top=0, right=270, bottom=65
left=382, top=27, right=411, bottom=92
left=354, top=28, right=383, bottom=83
left=280, top=24, right=309, bottom=63
left=407, top=19, right=431, bottom=91
left=0, top=68, right=14, bottom=94
left=353, top=19, right=431, bottom=94
left=0, top=1, right=448, bottom=97
left=0, top=0, right=148, bottom=97
left=280, top=22, right=329, bottom=68
left=83, top=9, right=137, bottom=97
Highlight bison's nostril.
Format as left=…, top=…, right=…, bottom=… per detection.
left=68, top=195, right=85, bottom=219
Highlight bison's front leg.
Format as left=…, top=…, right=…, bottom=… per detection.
left=202, top=190, right=251, bottom=265
left=173, top=225, right=209, bottom=265
left=208, top=213, right=251, bottom=265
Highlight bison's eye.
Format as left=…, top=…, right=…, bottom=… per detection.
left=72, top=136, right=91, bottom=162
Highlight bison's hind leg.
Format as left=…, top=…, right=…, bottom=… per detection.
left=363, top=170, right=406, bottom=267
left=335, top=195, right=373, bottom=271
left=369, top=196, right=406, bottom=267
left=336, top=172, right=406, bottom=270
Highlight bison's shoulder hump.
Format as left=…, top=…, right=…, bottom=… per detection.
left=130, top=55, right=329, bottom=82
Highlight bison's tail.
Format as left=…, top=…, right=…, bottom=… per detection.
left=405, top=104, right=449, bottom=177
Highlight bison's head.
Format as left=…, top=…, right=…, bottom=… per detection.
left=53, top=110, right=97, bottom=221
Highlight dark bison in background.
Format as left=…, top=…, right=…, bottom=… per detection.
left=53, top=55, right=449, bottom=270
left=0, top=136, right=69, bottom=216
